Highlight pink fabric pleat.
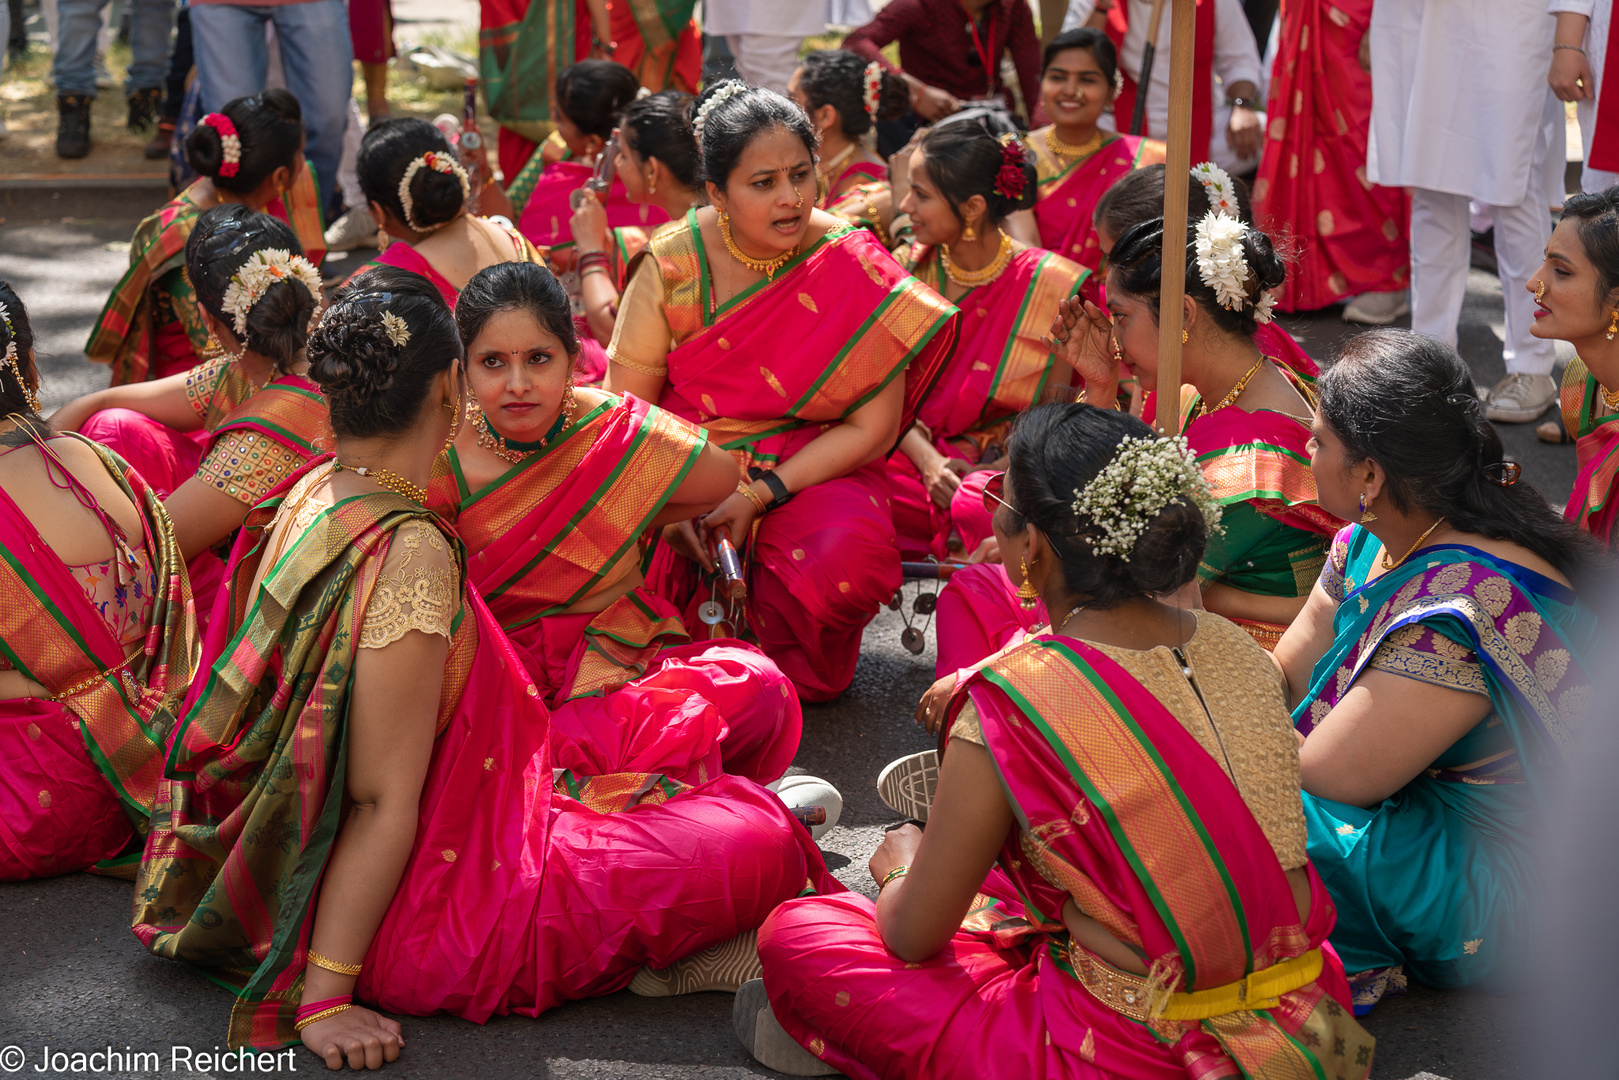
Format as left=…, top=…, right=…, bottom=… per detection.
left=934, top=562, right=1043, bottom=678
left=79, top=408, right=207, bottom=497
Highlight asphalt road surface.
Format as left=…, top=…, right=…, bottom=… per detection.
left=0, top=205, right=1563, bottom=1080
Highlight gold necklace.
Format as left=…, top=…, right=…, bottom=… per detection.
left=470, top=384, right=577, bottom=465
left=1045, top=127, right=1103, bottom=160
left=1198, top=358, right=1266, bottom=417
left=1601, top=383, right=1619, bottom=412
left=334, top=460, right=428, bottom=504
left=718, top=212, right=796, bottom=281
left=1381, top=518, right=1445, bottom=570
left=940, top=231, right=1014, bottom=289
left=816, top=142, right=858, bottom=194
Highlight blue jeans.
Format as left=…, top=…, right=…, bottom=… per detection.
left=189, top=0, right=351, bottom=220
left=52, top=0, right=175, bottom=97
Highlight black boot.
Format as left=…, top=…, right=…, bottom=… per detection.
left=126, top=86, right=161, bottom=133
left=56, top=94, right=91, bottom=159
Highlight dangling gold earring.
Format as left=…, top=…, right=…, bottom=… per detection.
left=1607, top=309, right=1618, bottom=341
left=647, top=171, right=657, bottom=196
left=963, top=221, right=976, bottom=243
left=1358, top=492, right=1378, bottom=524
left=1016, top=554, right=1040, bottom=611
left=1181, top=329, right=1189, bottom=344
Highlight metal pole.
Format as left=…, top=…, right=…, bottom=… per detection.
left=1154, top=0, right=1195, bottom=436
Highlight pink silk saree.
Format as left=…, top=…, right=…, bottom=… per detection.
left=1030, top=131, right=1165, bottom=284
left=888, top=246, right=1087, bottom=559
left=516, top=161, right=669, bottom=251
left=135, top=465, right=835, bottom=1048
left=1562, top=357, right=1619, bottom=547
left=427, top=392, right=800, bottom=784
left=641, top=213, right=960, bottom=700
left=1253, top=0, right=1409, bottom=312
left=0, top=435, right=195, bottom=880
left=760, top=635, right=1372, bottom=1080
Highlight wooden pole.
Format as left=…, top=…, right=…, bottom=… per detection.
left=1154, top=0, right=1195, bottom=437
left=1129, top=0, right=1168, bottom=135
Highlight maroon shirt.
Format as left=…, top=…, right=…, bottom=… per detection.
left=844, top=0, right=1042, bottom=121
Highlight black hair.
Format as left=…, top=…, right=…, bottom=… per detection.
left=185, top=88, right=305, bottom=195
left=1108, top=213, right=1285, bottom=338
left=306, top=266, right=463, bottom=439
left=356, top=117, right=466, bottom=231
left=1093, top=164, right=1255, bottom=256
left=1319, top=329, right=1605, bottom=585
left=692, top=81, right=818, bottom=189
left=797, top=50, right=909, bottom=139
left=455, top=261, right=579, bottom=359
left=620, top=90, right=700, bottom=191
left=1042, top=27, right=1117, bottom=84
left=916, top=122, right=1038, bottom=225
left=0, top=280, right=41, bottom=422
left=556, top=59, right=642, bottom=139
left=1559, top=184, right=1619, bottom=308
left=185, top=205, right=318, bottom=375
left=1004, top=403, right=1207, bottom=606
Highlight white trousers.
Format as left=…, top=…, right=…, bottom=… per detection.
left=724, top=33, right=803, bottom=95
left=1409, top=188, right=1557, bottom=377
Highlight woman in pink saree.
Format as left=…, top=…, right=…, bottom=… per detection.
left=886, top=121, right=1087, bottom=560
left=786, top=51, right=910, bottom=245
left=1026, top=29, right=1165, bottom=283
left=607, top=83, right=959, bottom=701
left=52, top=207, right=331, bottom=625
left=740, top=404, right=1372, bottom=1079
left=427, top=261, right=800, bottom=785
left=133, top=268, right=835, bottom=1062
left=0, top=285, right=196, bottom=880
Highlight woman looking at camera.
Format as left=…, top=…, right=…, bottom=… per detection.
left=607, top=82, right=959, bottom=701
left=133, top=267, right=836, bottom=1061
left=739, top=404, right=1371, bottom=1080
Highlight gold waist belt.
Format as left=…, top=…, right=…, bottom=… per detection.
left=1066, top=940, right=1323, bottom=1023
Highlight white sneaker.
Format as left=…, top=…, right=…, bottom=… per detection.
left=1483, top=372, right=1558, bottom=423
left=1341, top=290, right=1410, bottom=325
left=767, top=774, right=843, bottom=842
left=324, top=205, right=380, bottom=253
left=734, top=979, right=842, bottom=1076
left=876, top=750, right=938, bottom=822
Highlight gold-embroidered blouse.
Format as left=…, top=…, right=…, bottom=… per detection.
left=359, top=521, right=457, bottom=650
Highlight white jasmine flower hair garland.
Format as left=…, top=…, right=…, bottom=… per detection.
left=1191, top=161, right=1238, bottom=216
left=1070, top=435, right=1222, bottom=560
left=694, top=80, right=749, bottom=145
left=1194, top=210, right=1275, bottom=324
left=220, top=249, right=324, bottom=337
left=0, top=300, right=39, bottom=413
left=398, top=151, right=471, bottom=234
left=862, top=62, right=883, bottom=119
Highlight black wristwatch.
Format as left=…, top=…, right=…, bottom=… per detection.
left=751, top=467, right=794, bottom=507
left=1227, top=96, right=1259, bottom=110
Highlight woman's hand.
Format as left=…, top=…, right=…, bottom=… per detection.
left=661, top=519, right=716, bottom=573
left=964, top=536, right=1001, bottom=565
left=922, top=456, right=970, bottom=510
left=1046, top=296, right=1120, bottom=391
left=569, top=190, right=610, bottom=255
left=869, top=823, right=923, bottom=886
left=699, top=492, right=758, bottom=555
left=300, top=1004, right=404, bottom=1071
left=914, top=672, right=958, bottom=736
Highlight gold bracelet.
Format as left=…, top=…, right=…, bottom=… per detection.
left=293, top=1004, right=352, bottom=1032
left=879, top=864, right=910, bottom=888
left=610, top=351, right=669, bottom=378
left=306, top=949, right=363, bottom=976
left=737, top=481, right=768, bottom=513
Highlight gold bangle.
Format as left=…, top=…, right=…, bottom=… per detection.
left=579, top=265, right=612, bottom=280
left=306, top=949, right=363, bottom=976
left=879, top=864, right=910, bottom=888
left=610, top=351, right=669, bottom=378
left=737, top=481, right=768, bottom=513
left=293, top=1004, right=353, bottom=1032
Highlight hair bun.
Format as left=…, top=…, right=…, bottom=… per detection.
left=307, top=306, right=402, bottom=403
left=185, top=122, right=226, bottom=179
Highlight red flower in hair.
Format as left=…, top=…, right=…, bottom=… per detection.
left=993, top=138, right=1026, bottom=200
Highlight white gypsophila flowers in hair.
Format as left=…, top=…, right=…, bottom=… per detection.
left=1195, top=210, right=1253, bottom=314
left=1070, top=435, right=1223, bottom=561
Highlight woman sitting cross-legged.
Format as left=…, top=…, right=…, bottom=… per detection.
left=0, top=282, right=196, bottom=881
left=133, top=266, right=838, bottom=1062
left=1277, top=328, right=1607, bottom=1012
left=741, top=403, right=1373, bottom=1080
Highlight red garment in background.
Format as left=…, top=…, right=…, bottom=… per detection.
left=1253, top=0, right=1409, bottom=311
left=843, top=0, right=1041, bottom=120
left=349, top=0, right=393, bottom=64
left=1106, top=0, right=1215, bottom=162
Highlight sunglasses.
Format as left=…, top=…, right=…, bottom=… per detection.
left=981, top=471, right=1016, bottom=515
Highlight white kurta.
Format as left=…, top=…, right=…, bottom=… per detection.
left=1367, top=0, right=1561, bottom=206
left=704, top=0, right=843, bottom=37
left=1548, top=0, right=1619, bottom=192
left=1061, top=0, right=1265, bottom=172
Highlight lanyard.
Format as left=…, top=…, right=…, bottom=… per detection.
left=965, top=4, right=996, bottom=95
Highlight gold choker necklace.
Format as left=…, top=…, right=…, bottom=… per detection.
left=1045, top=127, right=1103, bottom=160
left=817, top=143, right=858, bottom=191
left=1198, top=359, right=1266, bottom=417
left=941, top=231, right=1013, bottom=288
left=469, top=384, right=577, bottom=464
left=719, top=212, right=796, bottom=281
left=1601, top=383, right=1619, bottom=412
left=335, top=460, right=428, bottom=504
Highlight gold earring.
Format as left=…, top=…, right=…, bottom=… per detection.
left=1358, top=492, right=1378, bottom=524
left=1181, top=329, right=1189, bottom=344
left=1016, top=554, right=1040, bottom=611
left=963, top=222, right=976, bottom=242
left=1608, top=309, right=1618, bottom=341
left=648, top=172, right=656, bottom=196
